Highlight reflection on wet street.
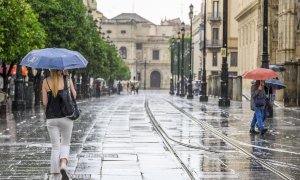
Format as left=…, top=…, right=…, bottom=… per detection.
left=0, top=90, right=299, bottom=179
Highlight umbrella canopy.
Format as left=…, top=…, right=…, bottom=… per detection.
left=95, top=78, right=105, bottom=82
left=265, top=79, right=286, bottom=90
left=269, top=64, right=285, bottom=72
left=20, top=48, right=88, bottom=70
left=251, top=79, right=286, bottom=90
left=243, top=68, right=278, bottom=80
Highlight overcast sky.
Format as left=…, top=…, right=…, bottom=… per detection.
left=97, top=0, right=202, bottom=25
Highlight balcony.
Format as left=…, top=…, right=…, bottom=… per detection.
left=207, top=12, right=222, bottom=22
left=199, top=40, right=222, bottom=50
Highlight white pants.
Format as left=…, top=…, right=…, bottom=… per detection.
left=47, top=117, right=73, bottom=173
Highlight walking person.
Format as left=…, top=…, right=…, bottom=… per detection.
left=131, top=76, right=136, bottom=95
left=250, top=80, right=268, bottom=135
left=42, top=70, right=76, bottom=180
left=95, top=81, right=101, bottom=97
left=135, top=80, right=139, bottom=95
left=126, top=81, right=130, bottom=95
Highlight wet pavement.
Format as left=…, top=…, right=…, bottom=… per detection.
left=0, top=90, right=299, bottom=179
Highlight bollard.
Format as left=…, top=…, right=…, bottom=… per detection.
left=216, top=75, right=221, bottom=97
left=212, top=76, right=217, bottom=97
left=228, top=77, right=233, bottom=100
left=237, top=76, right=242, bottom=101
left=0, top=91, right=7, bottom=116
left=207, top=75, right=212, bottom=95
left=24, top=82, right=33, bottom=109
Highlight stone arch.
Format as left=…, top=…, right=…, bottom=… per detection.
left=150, top=70, right=161, bottom=88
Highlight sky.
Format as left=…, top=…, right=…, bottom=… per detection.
left=97, top=0, right=202, bottom=25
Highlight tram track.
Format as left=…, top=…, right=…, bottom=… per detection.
left=162, top=98, right=294, bottom=180
left=145, top=99, right=196, bottom=180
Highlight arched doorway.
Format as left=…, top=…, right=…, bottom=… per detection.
left=150, top=71, right=161, bottom=88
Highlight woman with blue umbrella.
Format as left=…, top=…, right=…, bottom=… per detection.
left=21, top=48, right=88, bottom=180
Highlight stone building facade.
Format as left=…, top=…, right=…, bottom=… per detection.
left=100, top=14, right=188, bottom=89
left=196, top=0, right=239, bottom=80
left=236, top=0, right=300, bottom=106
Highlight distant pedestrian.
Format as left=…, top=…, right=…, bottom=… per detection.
left=194, top=81, right=200, bottom=96
left=130, top=81, right=135, bottom=95
left=42, top=70, right=76, bottom=180
left=126, top=81, right=130, bottom=94
left=135, top=80, right=139, bottom=94
left=250, top=80, right=268, bottom=135
left=117, top=81, right=122, bottom=94
left=131, top=76, right=136, bottom=95
left=95, top=81, right=101, bottom=97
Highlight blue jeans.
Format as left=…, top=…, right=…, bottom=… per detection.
left=250, top=108, right=265, bottom=130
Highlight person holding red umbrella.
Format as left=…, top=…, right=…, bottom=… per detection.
left=250, top=80, right=268, bottom=135
left=244, top=68, right=278, bottom=135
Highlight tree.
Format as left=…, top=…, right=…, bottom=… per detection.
left=0, top=0, right=45, bottom=92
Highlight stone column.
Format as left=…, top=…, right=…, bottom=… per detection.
left=277, top=0, right=296, bottom=64
left=284, top=61, right=298, bottom=106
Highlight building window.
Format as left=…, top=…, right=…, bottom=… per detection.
left=213, top=1, right=219, bottom=18
left=136, top=43, right=142, bottom=50
left=121, top=30, right=126, bottom=34
left=152, top=50, right=160, bottom=60
left=212, top=51, right=218, bottom=66
left=230, top=52, right=238, bottom=67
left=119, top=47, right=127, bottom=59
left=106, top=30, right=112, bottom=34
left=212, top=28, right=219, bottom=45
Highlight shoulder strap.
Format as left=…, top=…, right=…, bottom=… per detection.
left=45, top=79, right=51, bottom=91
left=63, top=75, right=69, bottom=90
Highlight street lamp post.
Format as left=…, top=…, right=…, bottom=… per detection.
left=106, top=35, right=112, bottom=96
left=200, top=0, right=208, bottom=102
left=187, top=4, right=194, bottom=99
left=176, top=32, right=181, bottom=96
left=144, top=59, right=147, bottom=90
left=261, top=0, right=269, bottom=69
left=180, top=22, right=185, bottom=97
left=12, top=64, right=25, bottom=110
left=170, top=37, right=175, bottom=95
left=218, top=0, right=230, bottom=106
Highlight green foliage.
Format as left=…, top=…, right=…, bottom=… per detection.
left=0, top=0, right=45, bottom=63
left=169, top=37, right=191, bottom=77
left=27, top=0, right=86, bottom=49
left=2, top=0, right=131, bottom=83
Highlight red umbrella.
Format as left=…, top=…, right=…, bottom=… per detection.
left=243, top=68, right=278, bottom=80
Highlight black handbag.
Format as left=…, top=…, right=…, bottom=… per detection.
left=254, top=97, right=265, bottom=107
left=60, top=75, right=80, bottom=120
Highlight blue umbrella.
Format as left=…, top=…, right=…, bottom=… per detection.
left=20, top=48, right=88, bottom=70
left=269, top=64, right=285, bottom=72
left=251, top=79, right=286, bottom=90
left=265, top=79, right=286, bottom=90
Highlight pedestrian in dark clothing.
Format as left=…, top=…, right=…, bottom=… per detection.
left=250, top=80, right=268, bottom=135
left=95, top=81, right=101, bottom=97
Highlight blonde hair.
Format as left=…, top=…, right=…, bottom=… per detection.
left=49, top=70, right=61, bottom=97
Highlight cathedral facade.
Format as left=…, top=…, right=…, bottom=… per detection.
left=100, top=13, right=185, bottom=89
